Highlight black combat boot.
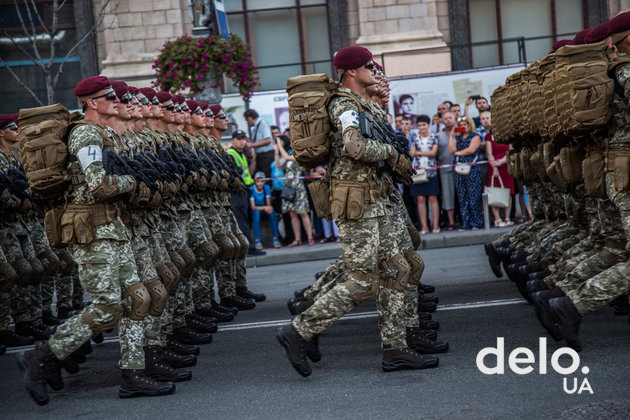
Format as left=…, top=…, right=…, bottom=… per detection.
left=16, top=342, right=62, bottom=405
left=167, top=338, right=200, bottom=355
left=55, top=306, right=73, bottom=320
left=159, top=347, right=196, bottom=368
left=0, top=343, right=5, bottom=355
left=92, top=332, right=104, bottom=344
left=221, top=295, right=255, bottom=310
left=0, top=329, right=34, bottom=347
left=419, top=293, right=439, bottom=304
left=143, top=347, right=191, bottom=382
left=612, top=294, right=630, bottom=315
left=382, top=348, right=439, bottom=372
left=41, top=311, right=59, bottom=326
left=526, top=279, right=549, bottom=297
left=406, top=327, right=449, bottom=354
left=195, top=307, right=234, bottom=322
left=529, top=270, right=551, bottom=281
left=294, top=286, right=310, bottom=298
left=236, top=286, right=266, bottom=302
left=419, top=283, right=436, bottom=294
left=287, top=296, right=306, bottom=315
left=418, top=301, right=437, bottom=313
left=291, top=300, right=314, bottom=315
left=418, top=312, right=432, bottom=320
left=419, top=319, right=439, bottom=330
left=15, top=323, right=49, bottom=341
left=118, top=369, right=176, bottom=398
left=275, top=324, right=311, bottom=377
left=171, top=326, right=212, bottom=345
left=420, top=329, right=438, bottom=341
left=211, top=299, right=238, bottom=316
left=484, top=243, right=504, bottom=278
left=532, top=288, right=564, bottom=342
left=549, top=296, right=583, bottom=352
left=185, top=314, right=218, bottom=334
left=306, top=334, right=321, bottom=363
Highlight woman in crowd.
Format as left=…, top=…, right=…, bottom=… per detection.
left=410, top=114, right=441, bottom=234
left=274, top=136, right=315, bottom=246
left=486, top=130, right=515, bottom=227
left=448, top=116, right=483, bottom=230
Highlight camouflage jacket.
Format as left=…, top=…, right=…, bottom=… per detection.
left=328, top=87, right=394, bottom=218
left=610, top=59, right=630, bottom=150
left=66, top=122, right=135, bottom=242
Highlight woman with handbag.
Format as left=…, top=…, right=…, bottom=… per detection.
left=275, top=136, right=315, bottom=246
left=486, top=132, right=515, bottom=227
left=448, top=116, right=483, bottom=230
left=409, top=114, right=441, bottom=234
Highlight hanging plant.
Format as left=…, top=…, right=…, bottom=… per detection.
left=152, top=34, right=259, bottom=100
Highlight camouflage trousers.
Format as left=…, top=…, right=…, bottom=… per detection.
left=526, top=224, right=579, bottom=264
left=158, top=214, right=187, bottom=337
left=523, top=220, right=564, bottom=254
left=48, top=239, right=145, bottom=369
left=0, top=238, right=9, bottom=331
left=545, top=235, right=602, bottom=287
left=293, top=208, right=408, bottom=350
left=304, top=259, right=346, bottom=302
left=191, top=205, right=223, bottom=310
left=9, top=229, right=37, bottom=325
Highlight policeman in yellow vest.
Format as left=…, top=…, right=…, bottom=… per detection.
left=227, top=130, right=265, bottom=256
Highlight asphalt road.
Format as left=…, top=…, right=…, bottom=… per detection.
left=1, top=244, right=629, bottom=419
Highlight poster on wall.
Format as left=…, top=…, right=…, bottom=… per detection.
left=219, top=63, right=526, bottom=139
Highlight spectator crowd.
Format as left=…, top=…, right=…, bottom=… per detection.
left=233, top=97, right=532, bottom=251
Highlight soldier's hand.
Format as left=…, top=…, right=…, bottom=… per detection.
left=131, top=181, right=151, bottom=207
left=0, top=188, right=11, bottom=203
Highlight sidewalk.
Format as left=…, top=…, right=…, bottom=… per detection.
left=246, top=225, right=515, bottom=268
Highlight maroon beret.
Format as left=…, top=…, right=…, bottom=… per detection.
left=139, top=87, right=156, bottom=101
left=73, top=75, right=111, bottom=97
left=610, top=11, right=630, bottom=43
left=209, top=104, right=222, bottom=116
left=156, top=92, right=172, bottom=104
left=333, top=46, right=373, bottom=70
left=0, top=114, right=17, bottom=128
left=570, top=29, right=591, bottom=45
left=127, top=85, right=139, bottom=95
left=198, top=102, right=209, bottom=110
left=172, top=94, right=186, bottom=104
left=111, top=81, right=129, bottom=99
left=584, top=22, right=610, bottom=43
left=186, top=99, right=200, bottom=112
left=551, top=39, right=571, bottom=51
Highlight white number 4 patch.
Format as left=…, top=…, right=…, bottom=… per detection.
left=77, top=145, right=102, bottom=170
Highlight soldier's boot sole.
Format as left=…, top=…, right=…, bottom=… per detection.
left=382, top=357, right=439, bottom=372
left=16, top=353, right=49, bottom=406
left=118, top=383, right=176, bottom=398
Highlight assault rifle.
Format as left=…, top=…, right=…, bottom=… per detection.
left=102, top=147, right=155, bottom=205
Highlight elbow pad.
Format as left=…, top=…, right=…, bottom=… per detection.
left=342, top=127, right=366, bottom=159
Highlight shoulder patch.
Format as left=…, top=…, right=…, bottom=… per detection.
left=339, top=110, right=360, bottom=131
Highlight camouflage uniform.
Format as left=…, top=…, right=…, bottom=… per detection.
left=292, top=88, right=408, bottom=350
left=46, top=122, right=144, bottom=369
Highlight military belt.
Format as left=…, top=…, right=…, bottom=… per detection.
left=66, top=202, right=120, bottom=227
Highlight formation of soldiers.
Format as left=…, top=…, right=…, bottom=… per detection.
left=275, top=46, right=448, bottom=376
left=484, top=12, right=630, bottom=353
left=2, top=75, right=267, bottom=405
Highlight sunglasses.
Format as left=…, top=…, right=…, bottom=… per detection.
left=161, top=104, right=175, bottom=111
left=120, top=93, right=133, bottom=104
left=205, top=111, right=214, bottom=117
left=214, top=113, right=227, bottom=119
left=151, top=97, right=160, bottom=105
left=181, top=105, right=190, bottom=112
left=193, top=108, right=203, bottom=115
left=138, top=96, right=149, bottom=105
left=2, top=123, right=18, bottom=131
left=92, top=91, right=117, bottom=102
left=457, top=117, right=468, bottom=122
left=364, top=60, right=375, bottom=70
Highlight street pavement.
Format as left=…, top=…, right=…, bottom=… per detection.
left=1, top=242, right=630, bottom=419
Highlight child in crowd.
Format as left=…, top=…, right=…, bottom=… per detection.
left=249, top=172, right=282, bottom=250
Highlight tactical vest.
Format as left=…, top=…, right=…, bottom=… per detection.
left=226, top=148, right=254, bottom=186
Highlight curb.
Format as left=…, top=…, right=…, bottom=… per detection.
left=245, top=226, right=515, bottom=268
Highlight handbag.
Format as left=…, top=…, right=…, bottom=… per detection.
left=281, top=186, right=297, bottom=202
left=412, top=168, right=428, bottom=184
left=485, top=174, right=511, bottom=208
left=454, top=155, right=477, bottom=176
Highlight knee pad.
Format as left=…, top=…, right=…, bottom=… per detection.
left=123, top=283, right=151, bottom=321
left=235, top=233, right=249, bottom=259
left=178, top=246, right=197, bottom=277
left=146, top=280, right=168, bottom=316
left=13, top=258, right=33, bottom=287
left=195, top=240, right=220, bottom=270
left=58, top=249, right=76, bottom=275
left=344, top=272, right=379, bottom=305
left=81, top=303, right=124, bottom=335
left=166, top=262, right=181, bottom=284
left=379, top=253, right=411, bottom=292
left=39, top=249, right=60, bottom=275
left=216, top=235, right=236, bottom=260
left=156, top=264, right=179, bottom=295
left=407, top=225, right=421, bottom=250
left=405, top=251, right=425, bottom=286
left=0, top=263, right=17, bottom=292
left=168, top=250, right=186, bottom=273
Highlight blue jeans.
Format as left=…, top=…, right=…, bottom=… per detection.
left=251, top=209, right=280, bottom=240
